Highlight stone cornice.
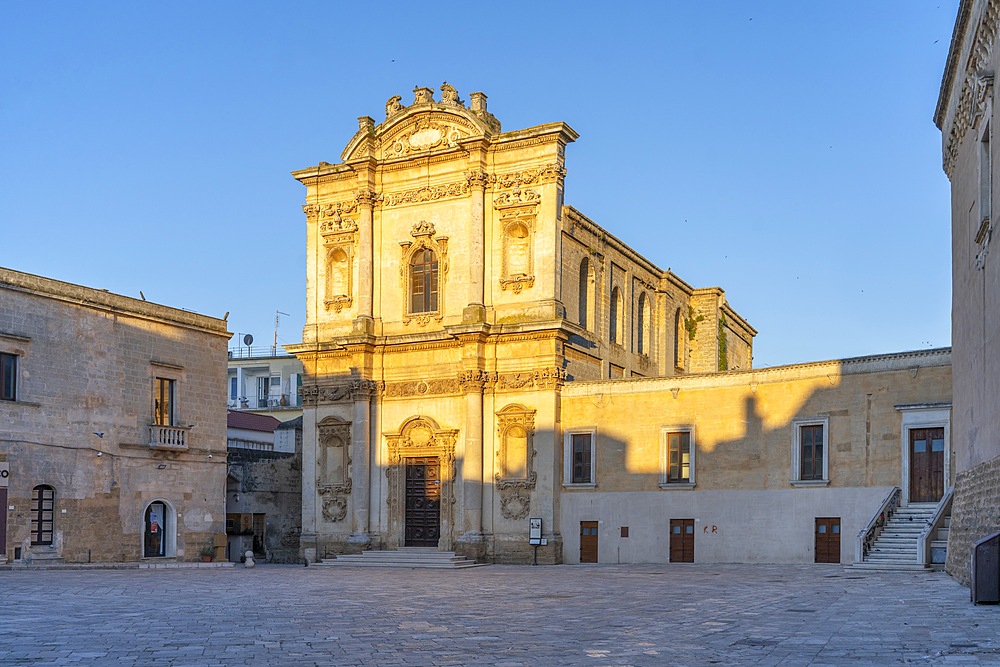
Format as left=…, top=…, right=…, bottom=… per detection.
left=0, top=267, right=229, bottom=338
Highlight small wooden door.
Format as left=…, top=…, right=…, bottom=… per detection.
left=815, top=517, right=841, bottom=563
left=669, top=519, right=694, bottom=563
left=405, top=457, right=440, bottom=547
left=580, top=521, right=598, bottom=563
left=910, top=428, right=945, bottom=503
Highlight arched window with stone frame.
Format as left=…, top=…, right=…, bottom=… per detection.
left=637, top=291, right=652, bottom=355
left=578, top=257, right=595, bottom=331
left=495, top=404, right=537, bottom=521
left=324, top=245, right=353, bottom=312
left=410, top=248, right=439, bottom=314
left=674, top=307, right=685, bottom=370
left=610, top=286, right=623, bottom=345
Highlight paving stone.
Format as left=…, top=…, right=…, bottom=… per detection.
left=2, top=564, right=1000, bottom=664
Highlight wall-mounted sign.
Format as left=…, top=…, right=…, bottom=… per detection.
left=529, top=517, right=542, bottom=545
left=0, top=462, right=8, bottom=488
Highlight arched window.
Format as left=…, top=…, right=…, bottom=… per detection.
left=30, top=485, right=54, bottom=546
left=610, top=286, right=622, bottom=345
left=578, top=258, right=590, bottom=329
left=637, top=293, right=648, bottom=354
left=674, top=308, right=684, bottom=369
left=410, top=248, right=439, bottom=314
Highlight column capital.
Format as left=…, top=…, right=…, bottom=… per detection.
left=355, top=189, right=382, bottom=208
left=465, top=170, right=490, bottom=191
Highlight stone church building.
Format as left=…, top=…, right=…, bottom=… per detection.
left=289, top=85, right=952, bottom=565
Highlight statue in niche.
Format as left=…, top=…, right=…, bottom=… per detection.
left=386, top=95, right=404, bottom=117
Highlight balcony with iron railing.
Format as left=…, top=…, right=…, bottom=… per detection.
left=228, top=345, right=296, bottom=359
left=228, top=394, right=302, bottom=411
left=150, top=424, right=191, bottom=450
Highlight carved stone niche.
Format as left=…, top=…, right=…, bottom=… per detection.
left=495, top=188, right=539, bottom=295
left=384, top=416, right=458, bottom=550
left=495, top=404, right=537, bottom=521
left=317, top=416, right=352, bottom=524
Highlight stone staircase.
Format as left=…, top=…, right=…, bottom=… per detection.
left=312, top=547, right=485, bottom=569
left=854, top=502, right=938, bottom=571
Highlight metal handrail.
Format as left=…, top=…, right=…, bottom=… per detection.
left=855, top=486, right=901, bottom=563
left=917, top=488, right=954, bottom=565
left=227, top=346, right=295, bottom=359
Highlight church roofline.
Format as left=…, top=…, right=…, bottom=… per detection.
left=935, top=0, right=974, bottom=130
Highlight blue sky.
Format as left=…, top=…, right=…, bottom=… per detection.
left=1, top=2, right=957, bottom=367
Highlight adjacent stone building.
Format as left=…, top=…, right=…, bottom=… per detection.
left=289, top=85, right=953, bottom=565
left=936, top=0, right=1000, bottom=585
left=0, top=267, right=230, bottom=564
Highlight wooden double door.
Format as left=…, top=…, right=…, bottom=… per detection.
left=815, top=517, right=841, bottom=563
left=910, top=427, right=945, bottom=503
left=670, top=519, right=694, bottom=563
left=405, top=457, right=441, bottom=547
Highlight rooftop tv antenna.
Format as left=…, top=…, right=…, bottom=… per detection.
left=273, top=310, right=290, bottom=355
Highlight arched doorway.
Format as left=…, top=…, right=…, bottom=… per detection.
left=142, top=500, right=175, bottom=558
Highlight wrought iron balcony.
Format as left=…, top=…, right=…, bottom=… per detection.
left=150, top=424, right=191, bottom=450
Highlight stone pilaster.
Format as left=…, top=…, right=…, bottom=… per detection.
left=464, top=171, right=489, bottom=323
left=347, top=379, right=377, bottom=546
left=354, top=189, right=379, bottom=334
left=456, top=370, right=488, bottom=560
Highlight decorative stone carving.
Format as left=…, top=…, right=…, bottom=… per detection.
left=381, top=116, right=471, bottom=159
left=466, top=170, right=490, bottom=191
left=384, top=416, right=459, bottom=549
left=493, top=187, right=540, bottom=209
left=385, top=94, right=405, bottom=118
left=440, top=81, right=461, bottom=106
left=500, top=218, right=535, bottom=294
left=495, top=404, right=537, bottom=521
left=410, top=221, right=436, bottom=238
left=355, top=189, right=381, bottom=208
left=458, top=369, right=491, bottom=393
left=399, top=224, right=449, bottom=327
left=495, top=367, right=566, bottom=392
left=317, top=416, right=352, bottom=523
left=384, top=379, right=461, bottom=398
left=971, top=72, right=994, bottom=129
left=324, top=245, right=353, bottom=312
left=413, top=86, right=435, bottom=105
left=383, top=182, right=468, bottom=208
left=492, top=163, right=566, bottom=189
left=301, top=383, right=355, bottom=406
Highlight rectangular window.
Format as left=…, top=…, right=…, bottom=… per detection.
left=0, top=352, right=16, bottom=401
left=791, top=418, right=829, bottom=486
left=564, top=429, right=596, bottom=486
left=229, top=377, right=238, bottom=400
left=800, top=425, right=824, bottom=480
left=660, top=426, right=695, bottom=488
left=154, top=378, right=174, bottom=426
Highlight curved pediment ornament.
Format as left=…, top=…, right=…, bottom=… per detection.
left=342, top=84, right=501, bottom=162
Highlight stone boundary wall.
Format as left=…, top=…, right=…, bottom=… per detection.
left=946, top=453, right=1000, bottom=586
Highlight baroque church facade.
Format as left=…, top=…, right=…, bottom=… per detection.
left=289, top=85, right=952, bottom=565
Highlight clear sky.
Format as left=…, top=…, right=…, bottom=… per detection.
left=1, top=2, right=957, bottom=368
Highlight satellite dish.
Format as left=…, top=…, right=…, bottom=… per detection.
left=243, top=334, right=254, bottom=346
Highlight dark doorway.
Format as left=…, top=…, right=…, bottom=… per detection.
left=0, top=488, right=6, bottom=557
left=580, top=521, right=598, bottom=563
left=144, top=501, right=167, bottom=558
left=405, top=457, right=440, bottom=547
left=669, top=519, right=694, bottom=563
left=815, top=517, right=841, bottom=563
left=910, top=427, right=945, bottom=502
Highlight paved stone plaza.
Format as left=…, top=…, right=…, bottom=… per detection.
left=2, top=563, right=999, bottom=666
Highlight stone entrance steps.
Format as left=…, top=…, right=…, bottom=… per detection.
left=853, top=503, right=939, bottom=571
left=314, top=547, right=486, bottom=569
